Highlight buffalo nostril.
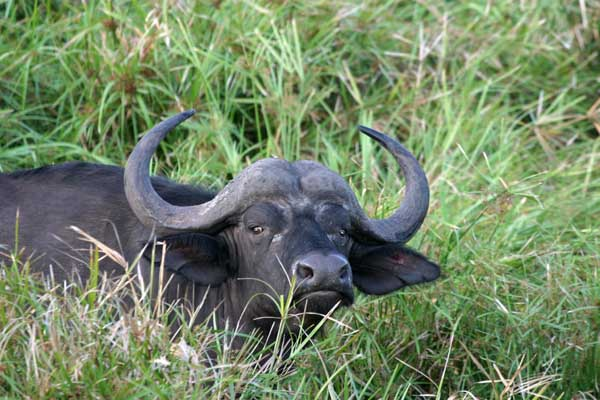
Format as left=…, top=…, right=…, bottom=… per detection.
left=339, top=265, right=349, bottom=281
left=297, top=264, right=314, bottom=280
left=294, top=254, right=350, bottom=289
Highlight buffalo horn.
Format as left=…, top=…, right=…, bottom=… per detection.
left=354, top=126, right=430, bottom=243
left=125, top=110, right=234, bottom=231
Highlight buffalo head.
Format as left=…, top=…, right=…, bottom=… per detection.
left=124, top=110, right=439, bottom=336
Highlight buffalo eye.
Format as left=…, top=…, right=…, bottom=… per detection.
left=339, top=229, right=347, bottom=237
left=250, top=225, right=264, bottom=234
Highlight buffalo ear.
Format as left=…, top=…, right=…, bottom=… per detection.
left=350, top=242, right=440, bottom=295
left=143, top=233, right=230, bottom=286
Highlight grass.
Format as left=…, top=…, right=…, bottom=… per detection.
left=1, top=0, right=599, bottom=398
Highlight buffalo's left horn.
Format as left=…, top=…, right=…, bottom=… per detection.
left=353, top=126, right=430, bottom=243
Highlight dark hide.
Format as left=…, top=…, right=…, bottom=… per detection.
left=0, top=161, right=439, bottom=346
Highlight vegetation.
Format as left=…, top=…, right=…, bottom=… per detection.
left=1, top=0, right=599, bottom=398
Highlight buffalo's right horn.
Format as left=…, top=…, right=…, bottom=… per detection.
left=124, top=110, right=233, bottom=231
left=124, top=111, right=302, bottom=233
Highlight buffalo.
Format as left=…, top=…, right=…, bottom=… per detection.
left=0, top=110, right=439, bottom=346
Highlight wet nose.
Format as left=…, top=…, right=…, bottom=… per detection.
left=293, top=252, right=351, bottom=290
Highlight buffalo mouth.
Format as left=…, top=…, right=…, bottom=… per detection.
left=251, top=290, right=354, bottom=334
left=292, top=289, right=354, bottom=314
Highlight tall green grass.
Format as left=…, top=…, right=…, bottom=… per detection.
left=1, top=0, right=599, bottom=398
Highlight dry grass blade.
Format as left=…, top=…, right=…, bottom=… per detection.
left=69, top=225, right=128, bottom=268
